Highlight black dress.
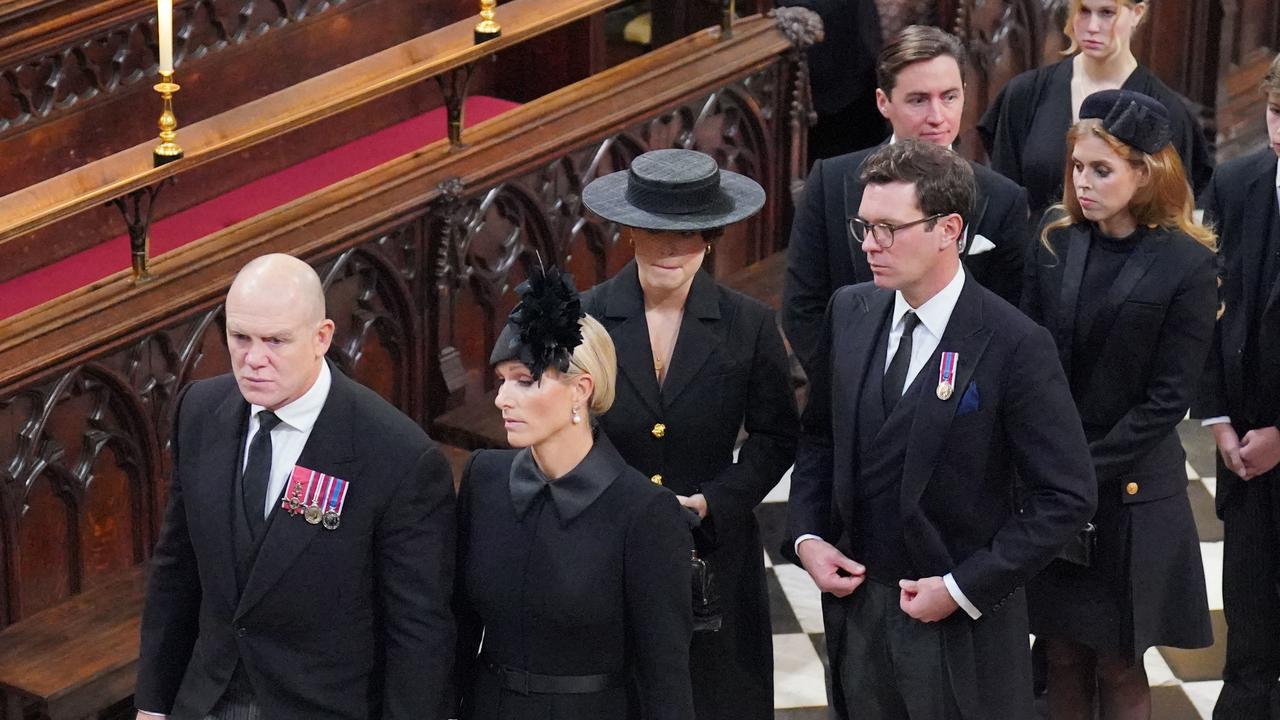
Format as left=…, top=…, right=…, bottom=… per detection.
left=454, top=437, right=695, bottom=720
left=979, top=59, right=1214, bottom=217
left=1022, top=221, right=1216, bottom=659
left=581, top=262, right=799, bottom=720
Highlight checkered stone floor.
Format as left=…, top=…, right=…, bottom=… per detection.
left=758, top=419, right=1228, bottom=719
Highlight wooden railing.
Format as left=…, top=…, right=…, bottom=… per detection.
left=0, top=3, right=820, bottom=629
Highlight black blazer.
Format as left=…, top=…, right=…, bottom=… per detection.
left=1196, top=149, right=1280, bottom=511
left=786, top=274, right=1096, bottom=719
left=1024, top=223, right=1217, bottom=484
left=782, top=145, right=1030, bottom=378
left=454, top=441, right=694, bottom=720
left=1022, top=221, right=1216, bottom=655
left=581, top=261, right=798, bottom=535
left=136, top=366, right=457, bottom=720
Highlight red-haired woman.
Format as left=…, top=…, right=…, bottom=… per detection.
left=1022, top=89, right=1216, bottom=720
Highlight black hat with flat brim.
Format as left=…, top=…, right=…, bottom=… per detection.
left=582, top=149, right=766, bottom=232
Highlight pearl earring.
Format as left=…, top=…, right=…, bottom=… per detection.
left=572, top=406, right=582, bottom=425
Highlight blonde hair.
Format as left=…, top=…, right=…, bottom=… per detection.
left=563, top=314, right=617, bottom=415
left=1061, top=0, right=1145, bottom=56
left=1040, top=119, right=1216, bottom=251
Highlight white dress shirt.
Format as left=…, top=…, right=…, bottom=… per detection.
left=1200, top=161, right=1280, bottom=429
left=244, top=361, right=332, bottom=520
left=797, top=266, right=982, bottom=620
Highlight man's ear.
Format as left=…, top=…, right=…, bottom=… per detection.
left=940, top=214, right=965, bottom=251
left=875, top=88, right=891, bottom=120
left=315, top=319, right=335, bottom=356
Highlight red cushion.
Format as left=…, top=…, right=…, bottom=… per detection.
left=0, top=95, right=518, bottom=320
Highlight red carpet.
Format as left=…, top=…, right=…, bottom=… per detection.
left=0, top=96, right=518, bottom=320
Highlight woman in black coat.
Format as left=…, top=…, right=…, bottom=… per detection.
left=454, top=266, right=695, bottom=720
left=978, top=0, right=1212, bottom=217
left=580, top=149, right=800, bottom=720
left=1021, top=90, right=1215, bottom=720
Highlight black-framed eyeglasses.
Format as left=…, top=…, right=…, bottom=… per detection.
left=848, top=213, right=945, bottom=249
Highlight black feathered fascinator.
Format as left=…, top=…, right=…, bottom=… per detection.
left=1079, top=89, right=1173, bottom=155
left=489, top=262, right=585, bottom=380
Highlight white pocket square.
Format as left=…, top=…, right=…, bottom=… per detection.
left=968, top=234, right=997, bottom=255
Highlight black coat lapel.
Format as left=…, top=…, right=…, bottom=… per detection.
left=843, top=171, right=872, bottom=284
left=601, top=263, right=664, bottom=417
left=660, top=270, right=721, bottom=405
left=195, top=390, right=250, bottom=609
left=900, top=277, right=993, bottom=515
left=962, top=185, right=991, bottom=258
left=1242, top=159, right=1277, bottom=325
left=1054, top=225, right=1090, bottom=378
left=235, top=369, right=360, bottom=620
left=1079, top=232, right=1161, bottom=360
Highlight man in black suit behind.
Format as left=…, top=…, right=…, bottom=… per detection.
left=1196, top=53, right=1280, bottom=720
left=783, top=24, right=1029, bottom=380
left=134, top=254, right=456, bottom=720
left=785, top=139, right=1095, bottom=719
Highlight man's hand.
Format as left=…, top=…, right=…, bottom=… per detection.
left=1239, top=427, right=1280, bottom=480
left=135, top=712, right=166, bottom=719
left=676, top=493, right=708, bottom=519
left=1211, top=422, right=1248, bottom=479
left=899, top=576, right=959, bottom=622
left=796, top=538, right=865, bottom=597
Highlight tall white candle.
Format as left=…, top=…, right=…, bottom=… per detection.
left=158, top=0, right=173, bottom=74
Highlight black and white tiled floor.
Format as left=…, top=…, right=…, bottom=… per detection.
left=757, top=419, right=1229, bottom=719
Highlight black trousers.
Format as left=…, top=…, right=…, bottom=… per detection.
left=1215, top=472, right=1280, bottom=720
left=203, top=665, right=262, bottom=720
left=835, top=580, right=963, bottom=720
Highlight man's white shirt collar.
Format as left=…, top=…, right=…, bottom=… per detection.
left=892, top=265, right=966, bottom=339
left=251, top=360, right=331, bottom=432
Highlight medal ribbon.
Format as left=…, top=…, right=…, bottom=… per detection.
left=938, top=352, right=958, bottom=390
left=326, top=478, right=345, bottom=514
left=282, top=467, right=312, bottom=513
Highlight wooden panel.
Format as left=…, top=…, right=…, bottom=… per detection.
left=0, top=9, right=816, bottom=634
left=1215, top=0, right=1280, bottom=160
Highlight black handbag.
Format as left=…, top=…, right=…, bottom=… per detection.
left=1054, top=522, right=1097, bottom=567
left=691, top=549, right=723, bottom=633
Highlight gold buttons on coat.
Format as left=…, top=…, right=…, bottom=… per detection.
left=651, top=474, right=663, bottom=486
left=651, top=423, right=666, bottom=439
left=1126, top=482, right=1139, bottom=496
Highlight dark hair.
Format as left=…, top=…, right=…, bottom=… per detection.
left=1263, top=53, right=1280, bottom=96
left=876, top=25, right=967, bottom=96
left=859, top=139, right=975, bottom=225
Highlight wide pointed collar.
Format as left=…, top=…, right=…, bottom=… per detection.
left=509, top=434, right=628, bottom=525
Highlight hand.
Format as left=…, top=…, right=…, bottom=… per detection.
left=899, top=576, right=959, bottom=622
left=1239, top=427, right=1280, bottom=480
left=676, top=493, right=708, bottom=519
left=796, top=538, right=865, bottom=597
left=135, top=712, right=167, bottom=720
left=1211, top=423, right=1248, bottom=479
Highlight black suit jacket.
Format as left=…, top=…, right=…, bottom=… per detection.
left=1022, top=221, right=1217, bottom=655
left=782, top=145, right=1031, bottom=378
left=1196, top=148, right=1280, bottom=512
left=136, top=365, right=456, bottom=720
left=786, top=274, right=1095, bottom=719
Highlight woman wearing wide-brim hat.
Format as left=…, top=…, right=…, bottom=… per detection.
left=580, top=148, right=799, bottom=720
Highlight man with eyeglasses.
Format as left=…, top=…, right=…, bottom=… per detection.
left=784, top=139, right=1095, bottom=719
left=783, top=24, right=1029, bottom=380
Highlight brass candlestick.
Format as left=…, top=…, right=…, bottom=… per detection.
left=153, top=71, right=184, bottom=166
left=475, top=0, right=500, bottom=44
left=721, top=0, right=736, bottom=38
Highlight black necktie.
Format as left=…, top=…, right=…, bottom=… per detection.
left=243, top=410, right=282, bottom=541
left=883, top=311, right=921, bottom=414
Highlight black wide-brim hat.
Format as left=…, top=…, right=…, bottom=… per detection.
left=582, top=148, right=766, bottom=232
left=1079, top=89, right=1173, bottom=155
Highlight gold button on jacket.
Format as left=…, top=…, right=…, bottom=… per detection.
left=651, top=423, right=666, bottom=439
left=1126, top=481, right=1139, bottom=496
left=650, top=474, right=663, bottom=486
